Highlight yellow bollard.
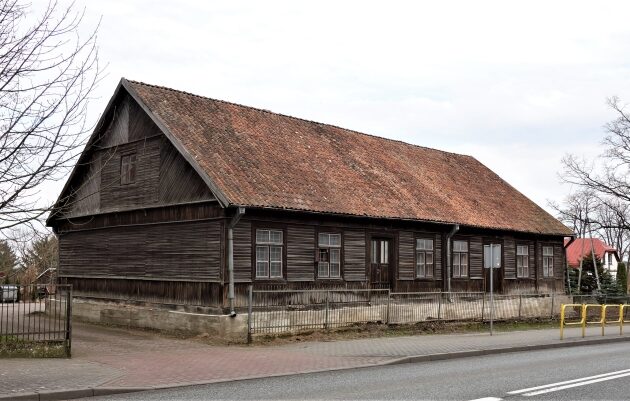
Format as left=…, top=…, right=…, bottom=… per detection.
left=581, top=304, right=588, bottom=338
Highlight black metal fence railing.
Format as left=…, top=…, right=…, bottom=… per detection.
left=246, top=288, right=570, bottom=341
left=0, top=284, right=72, bottom=357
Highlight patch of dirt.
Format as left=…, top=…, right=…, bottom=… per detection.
left=251, top=318, right=559, bottom=346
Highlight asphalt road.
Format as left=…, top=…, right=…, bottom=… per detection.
left=85, top=342, right=630, bottom=400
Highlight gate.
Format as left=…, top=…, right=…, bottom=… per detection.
left=0, top=284, right=72, bottom=357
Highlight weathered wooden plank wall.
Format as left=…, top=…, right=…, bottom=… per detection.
left=343, top=230, right=367, bottom=281
left=397, top=231, right=415, bottom=280
left=59, top=220, right=223, bottom=281
left=59, top=277, right=222, bottom=307
left=504, top=236, right=516, bottom=279
left=99, top=137, right=161, bottom=210
left=59, top=93, right=214, bottom=219
left=287, top=225, right=315, bottom=281
left=233, top=220, right=252, bottom=282
left=159, top=137, right=214, bottom=204
left=469, top=236, right=483, bottom=279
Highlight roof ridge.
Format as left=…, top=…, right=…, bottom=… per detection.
left=125, top=78, right=473, bottom=160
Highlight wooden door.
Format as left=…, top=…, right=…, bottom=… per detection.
left=370, top=238, right=393, bottom=287
left=483, top=243, right=503, bottom=293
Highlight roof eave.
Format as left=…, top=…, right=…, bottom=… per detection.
left=243, top=204, right=573, bottom=237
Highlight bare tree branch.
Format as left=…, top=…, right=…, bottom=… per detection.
left=0, top=0, right=101, bottom=233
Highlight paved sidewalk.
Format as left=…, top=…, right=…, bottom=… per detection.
left=1, top=321, right=629, bottom=400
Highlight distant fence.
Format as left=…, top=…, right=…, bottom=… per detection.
left=0, top=284, right=72, bottom=357
left=246, top=288, right=572, bottom=340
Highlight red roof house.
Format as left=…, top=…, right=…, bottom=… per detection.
left=566, top=238, right=620, bottom=271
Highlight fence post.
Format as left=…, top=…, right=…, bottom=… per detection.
left=247, top=285, right=253, bottom=344
left=65, top=286, right=73, bottom=358
left=481, top=293, right=485, bottom=322
left=438, top=293, right=442, bottom=320
left=518, top=294, right=522, bottom=319
left=385, top=289, right=391, bottom=325
left=324, top=291, right=330, bottom=330
left=550, top=293, right=555, bottom=319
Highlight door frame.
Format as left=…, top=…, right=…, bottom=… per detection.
left=366, top=232, right=397, bottom=289
left=483, top=240, right=504, bottom=293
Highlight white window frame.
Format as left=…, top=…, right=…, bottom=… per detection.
left=318, top=233, right=341, bottom=278
left=452, top=240, right=468, bottom=278
left=543, top=246, right=553, bottom=277
left=517, top=245, right=529, bottom=278
left=416, top=238, right=434, bottom=278
left=255, top=229, right=283, bottom=279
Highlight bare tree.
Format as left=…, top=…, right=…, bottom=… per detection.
left=562, top=97, right=630, bottom=204
left=550, top=190, right=630, bottom=262
left=594, top=197, right=630, bottom=263
left=0, top=0, right=100, bottom=232
left=560, top=97, right=630, bottom=261
left=548, top=189, right=596, bottom=238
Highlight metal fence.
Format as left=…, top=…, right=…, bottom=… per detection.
left=247, top=288, right=571, bottom=340
left=0, top=284, right=72, bottom=357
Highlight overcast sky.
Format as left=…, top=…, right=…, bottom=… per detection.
left=43, top=0, right=630, bottom=213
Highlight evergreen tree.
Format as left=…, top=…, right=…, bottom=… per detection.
left=21, top=235, right=58, bottom=274
left=0, top=240, right=17, bottom=279
left=617, top=262, right=628, bottom=294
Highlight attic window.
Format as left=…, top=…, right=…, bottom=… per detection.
left=121, top=154, right=137, bottom=185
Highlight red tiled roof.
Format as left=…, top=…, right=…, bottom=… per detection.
left=125, top=79, right=572, bottom=236
left=566, top=238, right=619, bottom=267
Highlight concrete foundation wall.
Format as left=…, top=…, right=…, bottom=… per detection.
left=71, top=298, right=248, bottom=343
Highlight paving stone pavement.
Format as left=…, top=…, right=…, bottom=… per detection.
left=1, top=321, right=629, bottom=398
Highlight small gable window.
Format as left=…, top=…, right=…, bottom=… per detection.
left=121, top=154, right=137, bottom=185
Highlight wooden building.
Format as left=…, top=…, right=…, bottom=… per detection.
left=47, top=79, right=573, bottom=313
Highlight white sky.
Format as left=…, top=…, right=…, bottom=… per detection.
left=38, top=0, right=630, bottom=213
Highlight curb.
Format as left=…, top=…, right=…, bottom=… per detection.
left=385, top=334, right=630, bottom=365
left=4, top=335, right=630, bottom=401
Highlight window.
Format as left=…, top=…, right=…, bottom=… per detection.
left=256, top=229, right=283, bottom=279
left=543, top=246, right=553, bottom=277
left=318, top=233, right=341, bottom=278
left=608, top=253, right=613, bottom=266
left=517, top=245, right=529, bottom=278
left=452, top=240, right=468, bottom=278
left=120, top=154, right=137, bottom=185
left=416, top=238, right=434, bottom=278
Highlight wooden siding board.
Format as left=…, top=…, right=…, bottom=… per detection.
left=469, top=236, right=483, bottom=278
left=434, top=232, right=442, bottom=280
left=97, top=96, right=130, bottom=148
left=554, top=243, right=565, bottom=280
left=504, top=236, right=516, bottom=279
left=398, top=231, right=415, bottom=280
left=59, top=220, right=222, bottom=281
left=159, top=137, right=215, bottom=204
left=344, top=230, right=366, bottom=281
left=233, top=220, right=252, bottom=282
left=287, top=225, right=315, bottom=281
left=64, top=153, right=102, bottom=217
left=99, top=137, right=161, bottom=210
left=529, top=242, right=536, bottom=279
